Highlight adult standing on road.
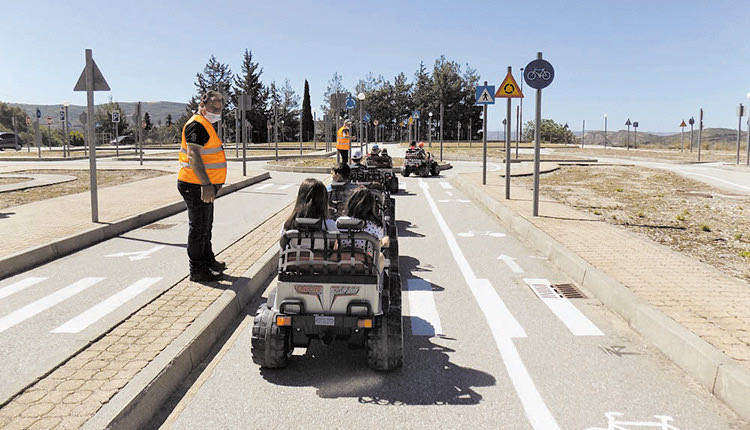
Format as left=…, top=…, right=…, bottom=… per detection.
left=177, top=90, right=228, bottom=282
left=337, top=120, right=352, bottom=163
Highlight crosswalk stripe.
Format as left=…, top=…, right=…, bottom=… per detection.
left=407, top=278, right=443, bottom=336
left=255, top=183, right=274, bottom=190
left=0, top=277, right=104, bottom=333
left=0, top=277, right=47, bottom=301
left=278, top=183, right=295, bottom=190
left=524, top=279, right=603, bottom=336
left=51, top=277, right=162, bottom=334
left=439, top=182, right=453, bottom=189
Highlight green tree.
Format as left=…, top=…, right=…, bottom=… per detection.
left=523, top=119, right=576, bottom=143
left=94, top=101, right=129, bottom=136
left=165, top=113, right=173, bottom=127
left=187, top=55, right=234, bottom=126
left=143, top=112, right=153, bottom=130
left=280, top=79, right=300, bottom=141
left=232, top=49, right=270, bottom=142
left=301, top=80, right=314, bottom=141
left=0, top=102, right=30, bottom=134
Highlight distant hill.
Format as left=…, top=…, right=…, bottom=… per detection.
left=5, top=101, right=187, bottom=130
left=580, top=128, right=745, bottom=150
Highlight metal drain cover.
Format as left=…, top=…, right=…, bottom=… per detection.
left=551, top=283, right=586, bottom=299
left=142, top=223, right=176, bottom=230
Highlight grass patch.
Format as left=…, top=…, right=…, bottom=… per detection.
left=700, top=224, right=711, bottom=232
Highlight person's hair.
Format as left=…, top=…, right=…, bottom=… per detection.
left=201, top=90, right=224, bottom=106
left=332, top=162, right=350, bottom=180
left=344, top=187, right=380, bottom=224
left=284, top=178, right=330, bottom=230
left=381, top=148, right=388, bottom=154
left=409, top=140, right=416, bottom=146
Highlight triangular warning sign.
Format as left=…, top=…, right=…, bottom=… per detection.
left=679, top=120, right=687, bottom=127
left=495, top=71, right=524, bottom=98
left=74, top=59, right=110, bottom=92
left=478, top=88, right=494, bottom=103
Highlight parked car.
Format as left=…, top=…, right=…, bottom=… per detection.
left=109, top=135, right=136, bottom=145
left=0, top=132, right=24, bottom=151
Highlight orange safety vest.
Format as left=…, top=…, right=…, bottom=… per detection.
left=336, top=126, right=350, bottom=150
left=178, top=114, right=227, bottom=185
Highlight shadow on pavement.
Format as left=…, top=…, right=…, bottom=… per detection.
left=259, top=317, right=495, bottom=405
left=396, top=220, right=425, bottom=238
left=0, top=212, right=15, bottom=219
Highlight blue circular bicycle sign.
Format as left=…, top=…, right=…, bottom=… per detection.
left=523, top=59, right=554, bottom=90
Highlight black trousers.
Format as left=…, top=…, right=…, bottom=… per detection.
left=338, top=149, right=349, bottom=163
left=177, top=181, right=217, bottom=273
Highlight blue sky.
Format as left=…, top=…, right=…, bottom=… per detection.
left=2, top=0, right=749, bottom=133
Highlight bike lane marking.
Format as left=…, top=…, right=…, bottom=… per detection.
left=0, top=277, right=47, bottom=301
left=418, top=178, right=559, bottom=430
left=51, top=277, right=162, bottom=334
left=406, top=278, right=443, bottom=336
left=0, top=277, right=105, bottom=333
left=524, top=278, right=603, bottom=337
left=254, top=183, right=275, bottom=191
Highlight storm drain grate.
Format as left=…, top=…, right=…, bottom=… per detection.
left=142, top=223, right=177, bottom=230
left=551, top=283, right=586, bottom=299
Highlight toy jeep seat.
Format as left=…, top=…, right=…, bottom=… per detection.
left=279, top=217, right=380, bottom=281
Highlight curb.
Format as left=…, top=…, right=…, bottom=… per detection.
left=0, top=172, right=270, bottom=280
left=265, top=162, right=453, bottom=174
left=449, top=174, right=750, bottom=422
left=83, top=245, right=280, bottom=430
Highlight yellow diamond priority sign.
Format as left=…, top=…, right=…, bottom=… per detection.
left=495, top=71, right=524, bottom=99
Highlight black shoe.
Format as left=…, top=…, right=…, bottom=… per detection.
left=189, top=270, right=223, bottom=282
left=209, top=260, right=227, bottom=272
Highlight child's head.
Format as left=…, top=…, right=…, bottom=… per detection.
left=331, top=162, right=350, bottom=182
left=345, top=187, right=379, bottom=223
left=284, top=178, right=329, bottom=229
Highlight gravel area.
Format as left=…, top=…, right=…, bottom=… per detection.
left=516, top=165, right=750, bottom=283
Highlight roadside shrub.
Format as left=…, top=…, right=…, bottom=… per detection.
left=700, top=224, right=711, bottom=232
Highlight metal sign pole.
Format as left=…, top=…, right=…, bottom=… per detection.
left=746, top=116, right=750, bottom=166
left=440, top=103, right=444, bottom=161
left=736, top=104, right=743, bottom=165
left=114, top=116, right=119, bottom=157
left=698, top=108, right=703, bottom=162
left=138, top=102, right=143, bottom=166
left=505, top=89, right=512, bottom=199
left=84, top=50, right=99, bottom=223
left=35, top=119, right=41, bottom=158
left=64, top=106, right=70, bottom=157
left=12, top=117, right=17, bottom=150
left=515, top=105, right=520, bottom=158
left=300, top=113, right=303, bottom=155
left=582, top=120, right=585, bottom=148
left=274, top=104, right=279, bottom=162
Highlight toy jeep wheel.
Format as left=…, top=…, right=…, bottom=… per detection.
left=430, top=163, right=440, bottom=176
left=366, top=305, right=403, bottom=371
left=390, top=176, right=399, bottom=193
left=402, top=167, right=411, bottom=177
left=251, top=304, right=290, bottom=368
left=389, top=273, right=401, bottom=308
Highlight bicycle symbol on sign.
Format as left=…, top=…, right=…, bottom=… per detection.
left=586, top=412, right=682, bottom=430
left=526, top=68, right=552, bottom=81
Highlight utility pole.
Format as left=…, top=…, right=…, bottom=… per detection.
left=439, top=102, right=444, bottom=161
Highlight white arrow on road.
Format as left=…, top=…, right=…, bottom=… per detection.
left=106, top=245, right=165, bottom=261
left=498, top=255, right=524, bottom=273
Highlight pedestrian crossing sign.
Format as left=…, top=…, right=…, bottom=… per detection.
left=475, top=86, right=495, bottom=105
left=495, top=71, right=524, bottom=98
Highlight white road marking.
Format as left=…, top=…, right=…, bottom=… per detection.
left=524, top=279, right=603, bottom=336
left=446, top=191, right=454, bottom=196
left=406, top=278, right=443, bottom=336
left=437, top=199, right=470, bottom=203
left=399, top=181, right=406, bottom=190
left=457, top=231, right=506, bottom=238
left=0, top=277, right=47, bottom=301
left=52, top=277, right=162, bottom=333
left=681, top=172, right=750, bottom=192
left=418, top=178, right=559, bottom=430
left=439, top=182, right=453, bottom=189
left=255, top=183, right=274, bottom=191
left=105, top=245, right=165, bottom=261
left=498, top=255, right=524, bottom=273
left=457, top=232, right=475, bottom=237
left=0, top=277, right=104, bottom=333
left=278, top=183, right=295, bottom=190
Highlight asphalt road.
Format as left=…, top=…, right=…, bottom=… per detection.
left=0, top=171, right=323, bottom=405
left=159, top=164, right=744, bottom=430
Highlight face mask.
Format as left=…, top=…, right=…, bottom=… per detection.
left=204, top=111, right=221, bottom=123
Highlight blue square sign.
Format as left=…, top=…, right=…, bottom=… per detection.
left=475, top=86, right=495, bottom=105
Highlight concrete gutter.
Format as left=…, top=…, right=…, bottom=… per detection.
left=83, top=245, right=280, bottom=430
left=0, top=172, right=269, bottom=280
left=449, top=174, right=750, bottom=422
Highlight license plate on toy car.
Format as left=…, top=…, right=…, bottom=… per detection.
left=315, top=316, right=335, bottom=326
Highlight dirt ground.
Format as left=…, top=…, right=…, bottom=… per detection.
left=272, top=157, right=405, bottom=168
left=516, top=165, right=750, bottom=283
left=553, top=146, right=740, bottom=163
left=0, top=150, right=119, bottom=158
left=0, top=169, right=171, bottom=210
